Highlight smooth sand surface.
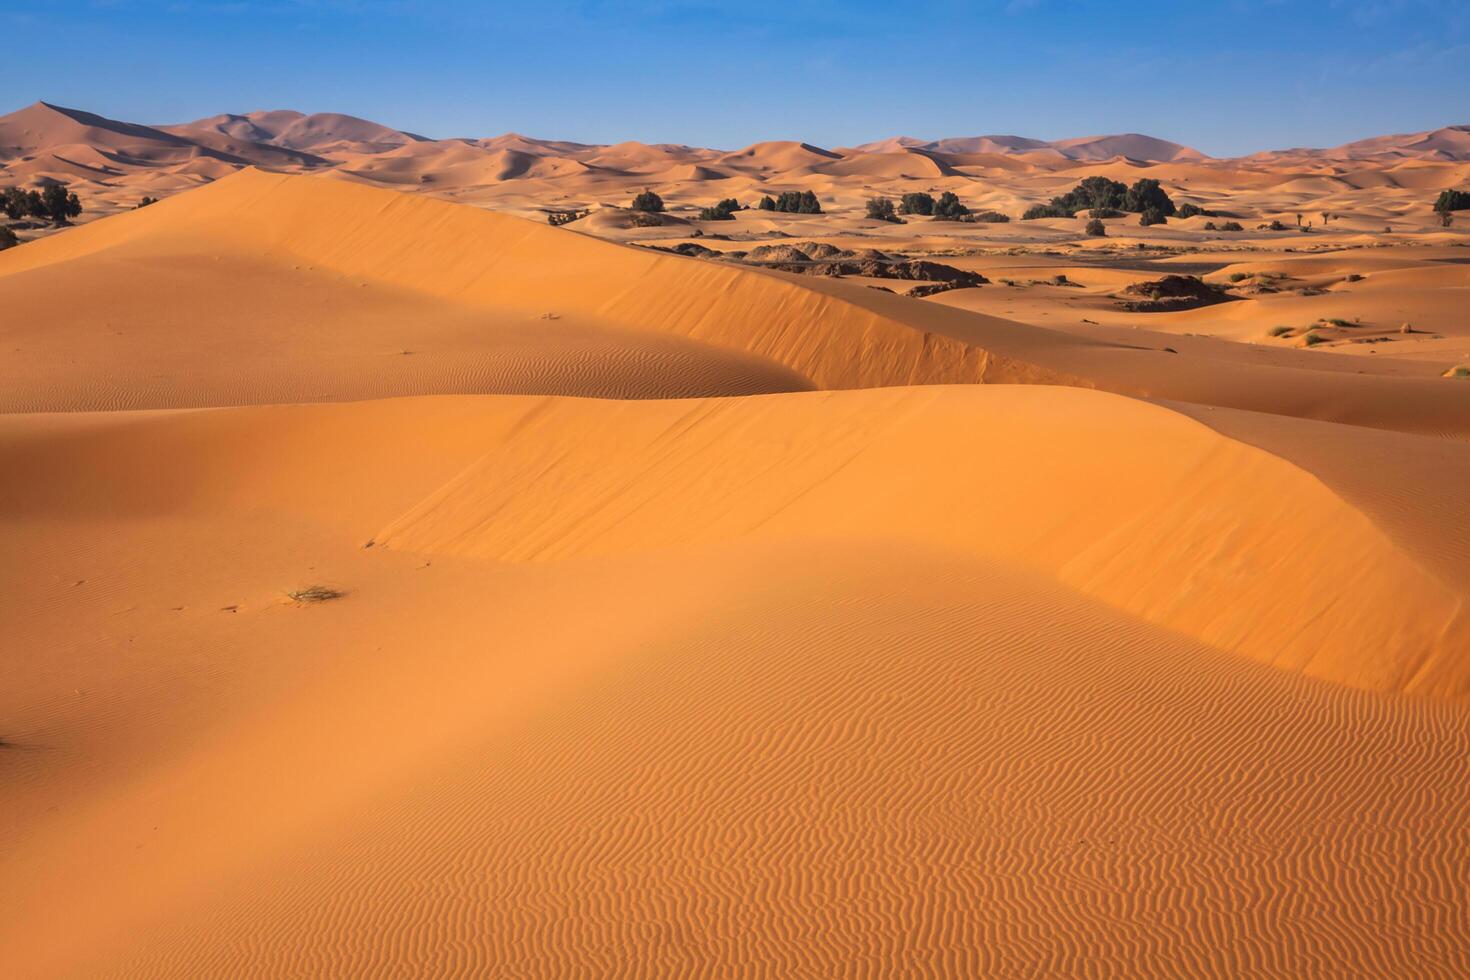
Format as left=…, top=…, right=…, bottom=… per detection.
left=4, top=159, right=1470, bottom=977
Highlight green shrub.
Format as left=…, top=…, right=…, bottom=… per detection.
left=631, top=189, right=664, bottom=213
left=1177, top=203, right=1217, bottom=219
left=1229, top=272, right=1249, bottom=282
left=38, top=184, right=81, bottom=224
left=1203, top=221, right=1217, bottom=230
left=899, top=192, right=934, bottom=216
left=1219, top=221, right=1244, bottom=232
left=1084, top=218, right=1107, bottom=237
left=0, top=225, right=17, bottom=250
left=1022, top=203, right=1071, bottom=220
left=546, top=208, right=590, bottom=226
left=932, top=191, right=970, bottom=221
left=972, top=210, right=1010, bottom=223
left=865, top=197, right=898, bottom=222
left=770, top=190, right=822, bottom=214
left=1433, top=189, right=1470, bottom=212
left=1139, top=206, right=1168, bottom=227
left=698, top=198, right=740, bottom=221
left=1125, top=178, right=1175, bottom=216
left=1267, top=325, right=1293, bottom=337
left=757, top=195, right=776, bottom=211
left=1302, top=331, right=1326, bottom=346
left=137, top=196, right=158, bottom=209
left=1050, top=177, right=1127, bottom=215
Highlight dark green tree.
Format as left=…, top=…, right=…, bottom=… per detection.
left=865, top=197, right=898, bottom=222
left=698, top=198, right=740, bottom=221
left=932, top=191, right=970, bottom=221
left=40, top=183, right=82, bottom=224
left=757, top=195, right=775, bottom=211
left=630, top=189, right=664, bottom=213
left=1434, top=189, right=1470, bottom=212
left=1084, top=218, right=1107, bottom=236
left=899, top=192, right=934, bottom=216
left=1124, top=178, right=1175, bottom=216
left=1138, top=206, right=1168, bottom=227
left=1051, top=176, right=1127, bottom=214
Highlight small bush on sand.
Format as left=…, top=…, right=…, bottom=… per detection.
left=770, top=190, right=822, bottom=214
left=288, top=585, right=346, bottom=603
left=1267, top=325, right=1293, bottom=337
left=1139, top=206, right=1168, bottom=227
left=1022, top=203, right=1071, bottom=220
left=932, top=191, right=970, bottom=221
left=631, top=189, right=664, bottom=213
left=900, top=192, right=935, bottom=216
left=865, top=197, right=899, bottom=222
left=0, top=226, right=17, bottom=250
left=1219, top=221, right=1244, bottom=232
left=1433, top=189, right=1470, bottom=213
left=1301, top=331, right=1326, bottom=346
left=1176, top=203, right=1217, bottom=219
left=1084, top=218, right=1107, bottom=237
left=1125, top=178, right=1176, bottom=217
left=698, top=198, right=740, bottom=221
left=973, top=210, right=1010, bottom=223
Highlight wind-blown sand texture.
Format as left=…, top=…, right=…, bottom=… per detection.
left=3, top=148, right=1470, bottom=977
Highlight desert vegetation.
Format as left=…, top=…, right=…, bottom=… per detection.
left=3, top=182, right=82, bottom=224
left=899, top=192, right=934, bottom=216
left=1024, top=176, right=1177, bottom=221
left=698, top=198, right=741, bottom=221
left=546, top=208, right=590, bottom=226
left=865, top=196, right=899, bottom=222
left=630, top=189, right=664, bottom=213
left=931, top=191, right=970, bottom=221
left=1433, top=189, right=1469, bottom=212
left=758, top=190, right=822, bottom=214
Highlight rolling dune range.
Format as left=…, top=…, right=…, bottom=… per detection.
left=3, top=127, right=1470, bottom=976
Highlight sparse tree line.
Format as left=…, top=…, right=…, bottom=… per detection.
left=758, top=190, right=823, bottom=214
left=1, top=181, right=86, bottom=250
left=1021, top=177, right=1177, bottom=226
left=622, top=188, right=826, bottom=219
left=861, top=192, right=1009, bottom=224
left=2, top=182, right=83, bottom=225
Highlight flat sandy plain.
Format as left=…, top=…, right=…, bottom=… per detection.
left=3, top=102, right=1470, bottom=977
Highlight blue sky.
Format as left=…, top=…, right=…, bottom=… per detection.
left=4, top=0, right=1467, bottom=154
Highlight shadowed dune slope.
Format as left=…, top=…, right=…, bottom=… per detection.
left=3, top=386, right=1470, bottom=977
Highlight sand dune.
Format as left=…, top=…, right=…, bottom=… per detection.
left=4, top=386, right=1470, bottom=976
left=4, top=111, right=1470, bottom=978
left=5, top=168, right=1466, bottom=439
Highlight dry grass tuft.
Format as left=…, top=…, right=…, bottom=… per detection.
left=287, top=585, right=346, bottom=603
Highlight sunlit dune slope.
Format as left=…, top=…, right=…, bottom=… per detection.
left=3, top=385, right=1470, bottom=978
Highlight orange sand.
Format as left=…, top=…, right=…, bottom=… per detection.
left=3, top=152, right=1470, bottom=978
